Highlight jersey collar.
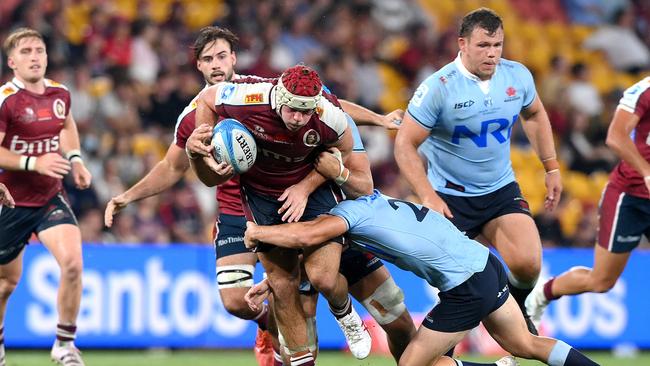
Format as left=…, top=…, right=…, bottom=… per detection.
left=454, top=52, right=493, bottom=94
left=11, top=77, right=26, bottom=89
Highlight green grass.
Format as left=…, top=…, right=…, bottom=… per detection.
left=5, top=349, right=650, bottom=366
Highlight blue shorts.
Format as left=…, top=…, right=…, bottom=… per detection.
left=241, top=183, right=345, bottom=251
left=438, top=182, right=531, bottom=239
left=422, top=253, right=509, bottom=333
left=0, top=193, right=77, bottom=264
left=598, top=184, right=650, bottom=253
left=213, top=214, right=248, bottom=258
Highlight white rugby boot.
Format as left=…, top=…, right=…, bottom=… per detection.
left=495, top=355, right=520, bottom=366
left=334, top=306, right=372, bottom=359
left=525, top=279, right=550, bottom=329
left=51, top=342, right=85, bottom=366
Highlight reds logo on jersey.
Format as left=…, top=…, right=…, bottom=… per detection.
left=303, top=129, right=321, bottom=147
left=53, top=98, right=66, bottom=119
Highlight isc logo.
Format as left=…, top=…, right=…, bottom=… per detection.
left=451, top=115, right=518, bottom=147
left=454, top=100, right=474, bottom=109
left=10, top=135, right=60, bottom=154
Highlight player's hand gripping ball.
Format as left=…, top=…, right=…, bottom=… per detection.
left=211, top=118, right=257, bottom=174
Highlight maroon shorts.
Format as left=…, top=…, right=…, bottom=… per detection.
left=598, top=183, right=650, bottom=253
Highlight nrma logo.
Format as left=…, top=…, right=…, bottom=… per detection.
left=452, top=115, right=518, bottom=147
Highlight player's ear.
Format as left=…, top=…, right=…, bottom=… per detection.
left=6, top=56, right=16, bottom=70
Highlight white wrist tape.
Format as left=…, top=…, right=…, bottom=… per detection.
left=19, top=155, right=37, bottom=171
left=66, top=149, right=84, bottom=164
left=330, top=148, right=349, bottom=185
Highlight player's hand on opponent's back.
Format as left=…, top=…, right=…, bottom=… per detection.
left=245, top=278, right=271, bottom=312
left=0, top=183, right=15, bottom=208
left=381, top=109, right=404, bottom=130
left=34, top=152, right=71, bottom=179
left=104, top=194, right=129, bottom=227
left=543, top=170, right=562, bottom=211
left=422, top=194, right=454, bottom=219
left=71, top=160, right=92, bottom=190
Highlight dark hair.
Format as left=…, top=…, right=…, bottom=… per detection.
left=459, top=8, right=503, bottom=38
left=191, top=26, right=239, bottom=60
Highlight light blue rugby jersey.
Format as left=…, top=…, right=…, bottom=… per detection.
left=408, top=54, right=537, bottom=196
left=347, top=113, right=365, bottom=152
left=329, top=190, right=489, bottom=291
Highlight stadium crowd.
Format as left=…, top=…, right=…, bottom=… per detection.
left=1, top=0, right=649, bottom=248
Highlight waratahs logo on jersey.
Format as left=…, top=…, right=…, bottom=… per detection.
left=411, top=84, right=429, bottom=107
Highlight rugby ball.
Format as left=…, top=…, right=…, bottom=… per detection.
left=211, top=118, right=257, bottom=174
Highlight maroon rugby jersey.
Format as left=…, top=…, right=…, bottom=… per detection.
left=611, top=77, right=650, bottom=198
left=210, top=77, right=349, bottom=197
left=173, top=77, right=262, bottom=216
left=0, top=78, right=70, bottom=207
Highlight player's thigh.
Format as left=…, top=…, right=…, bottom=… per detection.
left=399, top=326, right=467, bottom=366
left=35, top=194, right=82, bottom=268
left=0, top=203, right=42, bottom=266
left=482, top=295, right=533, bottom=353
left=482, top=213, right=542, bottom=270
left=302, top=241, right=342, bottom=277
left=0, top=248, right=25, bottom=291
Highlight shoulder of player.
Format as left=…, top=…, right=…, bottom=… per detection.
left=316, top=94, right=348, bottom=135
left=498, top=58, right=532, bottom=75
left=44, top=78, right=70, bottom=92
left=0, top=82, right=19, bottom=107
left=618, top=77, right=650, bottom=113
left=215, top=79, right=274, bottom=106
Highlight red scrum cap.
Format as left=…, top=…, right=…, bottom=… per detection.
left=275, top=64, right=323, bottom=112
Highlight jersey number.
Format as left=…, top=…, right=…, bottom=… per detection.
left=388, top=199, right=429, bottom=222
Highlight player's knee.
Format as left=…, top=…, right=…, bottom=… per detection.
left=590, top=277, right=617, bottom=293
left=508, top=259, right=540, bottom=284
left=221, top=295, right=255, bottom=319
left=307, top=271, right=338, bottom=295
left=361, top=277, right=407, bottom=326
left=0, top=276, right=19, bottom=299
left=59, top=255, right=83, bottom=281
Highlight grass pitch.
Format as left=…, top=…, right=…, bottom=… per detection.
left=4, top=349, right=650, bottom=365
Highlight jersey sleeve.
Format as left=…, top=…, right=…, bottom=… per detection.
left=518, top=63, right=537, bottom=109
left=618, top=79, right=650, bottom=117
left=346, top=114, right=365, bottom=152
left=0, top=102, right=9, bottom=133
left=406, top=75, right=443, bottom=130
left=329, top=199, right=372, bottom=231
left=173, top=108, right=196, bottom=149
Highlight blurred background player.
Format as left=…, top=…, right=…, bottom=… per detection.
left=242, top=191, right=599, bottom=366
left=394, top=8, right=562, bottom=335
left=0, top=28, right=92, bottom=365
left=527, top=76, right=650, bottom=325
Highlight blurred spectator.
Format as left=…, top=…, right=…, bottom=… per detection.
left=563, top=0, right=607, bottom=26
left=566, top=62, right=603, bottom=118
left=583, top=6, right=650, bottom=73
left=561, top=110, right=617, bottom=175
left=129, top=19, right=160, bottom=85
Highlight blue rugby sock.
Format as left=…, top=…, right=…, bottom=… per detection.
left=548, top=340, right=599, bottom=365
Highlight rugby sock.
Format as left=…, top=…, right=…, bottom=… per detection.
left=507, top=272, right=535, bottom=313
left=453, top=360, right=496, bottom=366
left=253, top=303, right=269, bottom=331
left=289, top=351, right=314, bottom=366
left=273, top=350, right=284, bottom=366
left=548, top=340, right=598, bottom=365
left=55, top=323, right=76, bottom=346
left=544, top=278, right=562, bottom=301
left=329, top=296, right=352, bottom=319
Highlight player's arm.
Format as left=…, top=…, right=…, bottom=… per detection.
left=104, top=144, right=189, bottom=227
left=0, top=132, right=70, bottom=178
left=605, top=108, right=650, bottom=196
left=394, top=113, right=453, bottom=217
left=187, top=86, right=234, bottom=186
left=60, top=112, right=92, bottom=189
left=520, top=95, right=562, bottom=210
left=315, top=146, right=373, bottom=199
left=339, top=99, right=403, bottom=130
left=244, top=215, right=348, bottom=250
